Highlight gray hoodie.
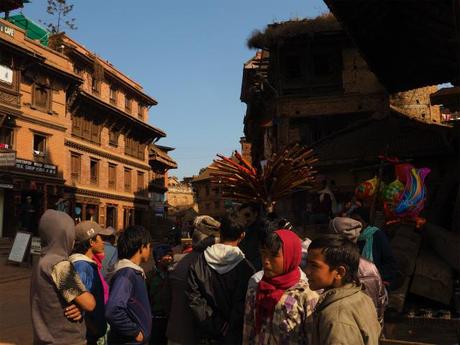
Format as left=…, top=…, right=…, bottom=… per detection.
left=30, top=210, right=87, bottom=345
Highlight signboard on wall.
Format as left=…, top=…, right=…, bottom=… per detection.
left=8, top=231, right=32, bottom=263
left=15, top=159, right=57, bottom=175
left=0, top=23, right=14, bottom=38
left=0, top=150, right=16, bottom=167
left=30, top=237, right=42, bottom=255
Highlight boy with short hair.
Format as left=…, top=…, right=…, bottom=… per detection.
left=70, top=221, right=113, bottom=344
left=305, top=234, right=381, bottom=345
left=105, top=225, right=153, bottom=344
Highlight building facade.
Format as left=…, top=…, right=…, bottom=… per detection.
left=0, top=17, right=170, bottom=236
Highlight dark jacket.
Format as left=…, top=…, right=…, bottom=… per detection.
left=70, top=254, right=107, bottom=343
left=166, top=237, right=214, bottom=345
left=358, top=229, right=398, bottom=288
left=186, top=244, right=255, bottom=345
left=106, top=260, right=152, bottom=345
left=238, top=222, right=265, bottom=271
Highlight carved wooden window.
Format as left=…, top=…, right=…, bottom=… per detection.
left=91, top=75, right=100, bottom=95
left=109, top=130, right=119, bottom=147
left=124, top=168, right=132, bottom=192
left=137, top=171, right=144, bottom=191
left=32, top=80, right=51, bottom=111
left=71, top=153, right=81, bottom=182
left=125, top=96, right=132, bottom=113
left=108, top=163, right=117, bottom=190
left=138, top=104, right=144, bottom=120
left=110, top=87, right=117, bottom=105
left=90, top=158, right=99, bottom=185
left=72, top=116, right=101, bottom=144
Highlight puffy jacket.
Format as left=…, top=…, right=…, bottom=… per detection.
left=358, top=258, right=387, bottom=326
left=312, top=284, right=381, bottom=345
left=186, top=244, right=255, bottom=345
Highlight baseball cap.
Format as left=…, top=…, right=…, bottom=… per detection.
left=75, top=221, right=114, bottom=242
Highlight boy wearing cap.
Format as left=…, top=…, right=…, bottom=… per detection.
left=70, top=221, right=113, bottom=344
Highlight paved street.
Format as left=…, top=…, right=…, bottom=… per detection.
left=0, top=260, right=32, bottom=345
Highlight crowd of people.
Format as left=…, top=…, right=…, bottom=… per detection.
left=30, top=203, right=397, bottom=345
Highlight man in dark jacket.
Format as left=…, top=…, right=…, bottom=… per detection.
left=166, top=217, right=219, bottom=345
left=186, top=218, right=255, bottom=345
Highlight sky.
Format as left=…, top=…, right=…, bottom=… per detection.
left=18, top=0, right=328, bottom=178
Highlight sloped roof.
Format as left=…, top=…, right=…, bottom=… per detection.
left=149, top=144, right=177, bottom=169
left=247, top=13, right=342, bottom=49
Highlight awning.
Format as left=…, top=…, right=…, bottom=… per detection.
left=8, top=14, right=49, bottom=46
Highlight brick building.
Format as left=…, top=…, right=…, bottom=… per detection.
left=241, top=14, right=444, bottom=224
left=0, top=16, right=171, bottom=236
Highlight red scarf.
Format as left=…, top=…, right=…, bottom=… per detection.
left=255, top=230, right=301, bottom=333
left=93, top=252, right=110, bottom=304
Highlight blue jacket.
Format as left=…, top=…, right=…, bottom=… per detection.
left=106, top=259, right=152, bottom=345
left=70, top=254, right=107, bottom=343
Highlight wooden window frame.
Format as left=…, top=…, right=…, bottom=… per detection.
left=71, top=152, right=81, bottom=183
left=108, top=163, right=117, bottom=190
left=32, top=82, right=52, bottom=112
left=109, top=87, right=117, bottom=105
left=125, top=96, right=132, bottom=113
left=138, top=104, right=144, bottom=120
left=124, top=168, right=132, bottom=192
left=90, top=158, right=99, bottom=186
left=137, top=171, right=144, bottom=192
left=33, top=133, right=47, bottom=158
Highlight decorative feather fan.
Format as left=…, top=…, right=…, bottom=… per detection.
left=209, top=144, right=317, bottom=212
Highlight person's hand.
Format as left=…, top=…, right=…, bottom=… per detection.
left=64, top=304, right=82, bottom=321
left=135, top=331, right=144, bottom=342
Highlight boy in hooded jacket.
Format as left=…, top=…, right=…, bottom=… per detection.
left=30, top=210, right=96, bottom=345
left=105, top=225, right=153, bottom=345
left=305, top=234, right=381, bottom=345
left=186, top=218, right=255, bottom=345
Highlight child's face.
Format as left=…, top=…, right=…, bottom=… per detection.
left=140, top=243, right=152, bottom=263
left=90, top=235, right=105, bottom=254
left=305, top=248, right=340, bottom=291
left=261, top=247, right=284, bottom=278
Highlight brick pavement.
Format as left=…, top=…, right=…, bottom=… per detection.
left=0, top=259, right=32, bottom=345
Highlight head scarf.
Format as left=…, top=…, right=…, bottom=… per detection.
left=255, top=229, right=302, bottom=333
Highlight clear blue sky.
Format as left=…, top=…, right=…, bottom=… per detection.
left=18, top=0, right=328, bottom=178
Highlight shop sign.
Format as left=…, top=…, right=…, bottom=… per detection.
left=0, top=150, right=16, bottom=167
left=0, top=23, right=15, bottom=38
left=15, top=158, right=57, bottom=175
left=8, top=231, right=31, bottom=264
left=30, top=237, right=42, bottom=255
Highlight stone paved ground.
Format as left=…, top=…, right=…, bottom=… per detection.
left=0, top=259, right=32, bottom=345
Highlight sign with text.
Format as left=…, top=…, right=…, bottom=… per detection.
left=8, top=231, right=32, bottom=263
left=0, top=23, right=15, bottom=38
left=30, top=236, right=42, bottom=255
left=0, top=150, right=16, bottom=167
left=0, top=64, right=13, bottom=84
left=15, top=159, right=57, bottom=176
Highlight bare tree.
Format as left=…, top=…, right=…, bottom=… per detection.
left=40, top=0, right=77, bottom=34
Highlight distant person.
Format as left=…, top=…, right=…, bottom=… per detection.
left=350, top=207, right=398, bottom=289
left=105, top=226, right=153, bottom=344
left=70, top=221, right=113, bottom=344
left=243, top=230, right=318, bottom=345
left=20, top=195, right=37, bottom=233
left=330, top=217, right=388, bottom=325
left=187, top=218, right=254, bottom=345
left=166, top=216, right=219, bottom=345
left=100, top=226, right=118, bottom=281
left=31, top=210, right=96, bottom=345
left=146, top=244, right=174, bottom=345
left=305, top=234, right=381, bottom=345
